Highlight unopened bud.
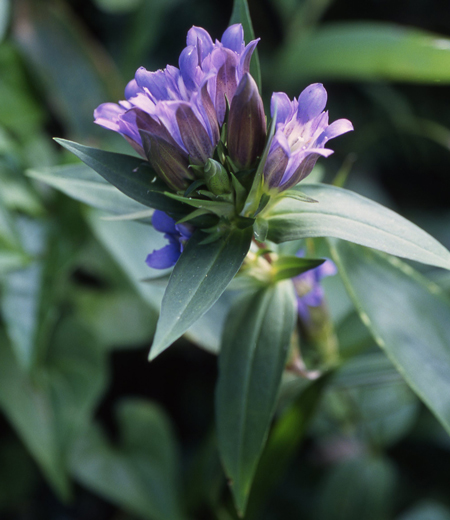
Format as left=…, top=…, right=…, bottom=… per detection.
left=204, top=158, right=231, bottom=195
left=227, top=73, right=266, bottom=170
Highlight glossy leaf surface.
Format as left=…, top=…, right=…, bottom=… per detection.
left=266, top=184, right=450, bottom=270
left=330, top=240, right=450, bottom=435
left=216, top=280, right=297, bottom=515
left=149, top=226, right=252, bottom=360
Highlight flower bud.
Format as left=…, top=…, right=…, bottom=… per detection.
left=204, top=158, right=231, bottom=195
left=227, top=73, right=266, bottom=170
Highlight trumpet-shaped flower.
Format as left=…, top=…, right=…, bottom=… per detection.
left=264, top=84, right=353, bottom=191
left=146, top=211, right=193, bottom=269
left=94, top=24, right=259, bottom=191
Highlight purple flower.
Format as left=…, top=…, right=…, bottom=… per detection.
left=293, top=252, right=337, bottom=323
left=264, top=84, right=353, bottom=191
left=146, top=210, right=193, bottom=269
left=94, top=24, right=259, bottom=191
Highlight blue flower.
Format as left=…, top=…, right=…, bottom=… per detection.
left=264, top=84, right=353, bottom=191
left=293, top=252, right=337, bottom=323
left=94, top=24, right=259, bottom=191
left=146, top=211, right=193, bottom=269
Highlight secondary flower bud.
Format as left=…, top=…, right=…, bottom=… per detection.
left=204, top=158, right=231, bottom=195
left=227, top=73, right=266, bottom=170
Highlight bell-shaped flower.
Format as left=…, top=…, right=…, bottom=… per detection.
left=146, top=210, right=193, bottom=269
left=227, top=73, right=266, bottom=170
left=94, top=24, right=259, bottom=191
left=264, top=84, right=353, bottom=191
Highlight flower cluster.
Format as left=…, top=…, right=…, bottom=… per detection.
left=94, top=24, right=262, bottom=191
left=94, top=24, right=353, bottom=269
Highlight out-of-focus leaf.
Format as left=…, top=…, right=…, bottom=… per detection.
left=266, top=184, right=450, bottom=270
left=150, top=226, right=253, bottom=361
left=317, top=455, right=396, bottom=520
left=70, top=399, right=185, bottom=520
left=398, top=501, right=450, bottom=520
left=276, top=23, right=450, bottom=85
left=229, top=0, right=261, bottom=92
left=0, top=0, right=10, bottom=42
left=1, top=262, right=43, bottom=369
left=330, top=240, right=450, bottom=435
left=0, top=44, right=44, bottom=137
left=122, top=0, right=182, bottom=76
left=86, top=209, right=167, bottom=310
left=75, top=288, right=157, bottom=349
left=0, top=319, right=107, bottom=501
left=94, top=0, right=142, bottom=14
left=28, top=164, right=148, bottom=215
left=13, top=1, right=121, bottom=138
left=216, top=281, right=297, bottom=515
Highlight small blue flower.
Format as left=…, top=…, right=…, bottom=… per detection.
left=146, top=211, right=193, bottom=269
left=293, top=252, right=337, bottom=323
left=264, top=84, right=353, bottom=191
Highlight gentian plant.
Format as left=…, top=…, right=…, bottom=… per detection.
left=45, top=4, right=450, bottom=515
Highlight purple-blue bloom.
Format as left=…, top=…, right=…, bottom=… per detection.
left=146, top=210, right=193, bottom=269
left=293, top=253, right=337, bottom=323
left=94, top=24, right=259, bottom=191
left=264, top=84, right=353, bottom=191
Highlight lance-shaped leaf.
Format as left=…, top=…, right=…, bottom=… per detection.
left=265, top=183, right=450, bottom=270
left=149, top=226, right=253, bottom=360
left=229, top=0, right=261, bottom=92
left=54, top=139, right=184, bottom=214
left=215, top=280, right=297, bottom=515
left=330, top=240, right=450, bottom=435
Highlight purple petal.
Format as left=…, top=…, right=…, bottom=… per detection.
left=94, top=103, right=124, bottom=131
left=124, top=79, right=140, bottom=99
left=146, top=242, right=181, bottom=269
left=264, top=132, right=290, bottom=188
left=179, top=45, right=199, bottom=91
left=135, top=68, right=170, bottom=101
left=296, top=296, right=311, bottom=322
left=175, top=103, right=213, bottom=164
left=221, top=24, right=244, bottom=53
left=271, top=92, right=294, bottom=125
left=239, top=39, right=259, bottom=75
left=186, top=26, right=214, bottom=61
left=317, top=259, right=338, bottom=278
left=316, top=118, right=354, bottom=147
left=297, top=83, right=327, bottom=124
left=152, top=210, right=177, bottom=234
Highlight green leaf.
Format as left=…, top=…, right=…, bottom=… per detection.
left=0, top=319, right=107, bottom=501
left=317, top=455, right=396, bottom=520
left=149, top=226, right=253, bottom=359
left=54, top=139, right=184, bottom=214
left=245, top=376, right=329, bottom=520
left=271, top=255, right=325, bottom=282
left=28, top=164, right=148, bottom=215
left=276, top=22, right=450, bottom=85
left=229, top=0, right=261, bottom=92
left=265, top=183, right=450, bottom=270
left=70, top=399, right=185, bottom=520
left=215, top=280, right=297, bottom=515
left=330, top=240, right=450, bottom=435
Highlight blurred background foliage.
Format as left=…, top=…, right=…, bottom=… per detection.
left=1, top=0, right=450, bottom=519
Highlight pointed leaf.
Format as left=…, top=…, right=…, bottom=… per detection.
left=216, top=280, right=297, bottom=515
left=54, top=139, right=184, bottom=214
left=229, top=0, right=261, bottom=92
left=330, top=240, right=450, bottom=435
left=149, top=226, right=253, bottom=360
left=266, top=183, right=450, bottom=270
